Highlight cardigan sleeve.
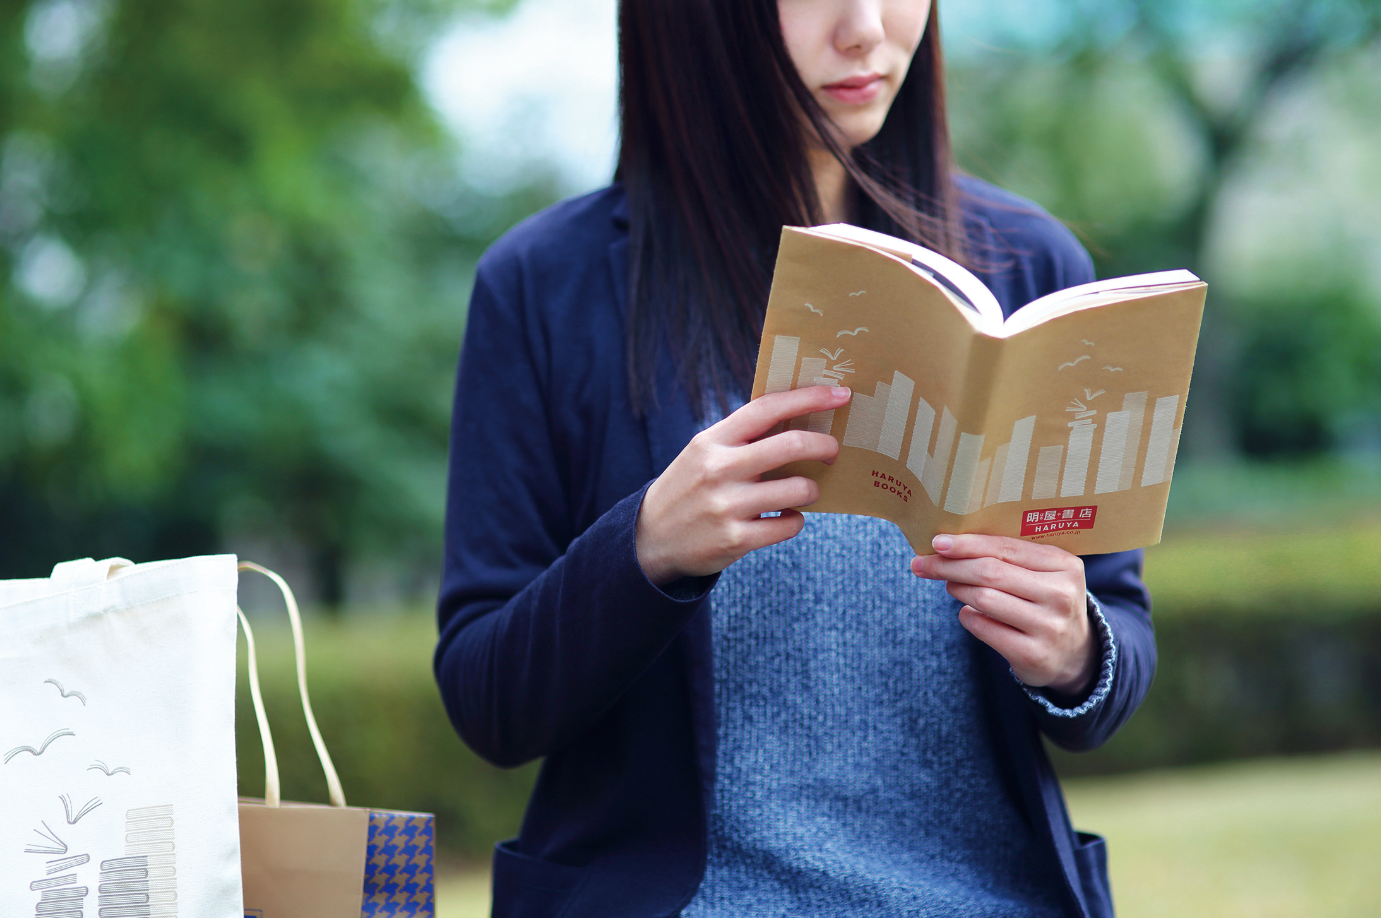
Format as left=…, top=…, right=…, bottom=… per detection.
left=1010, top=546, right=1160, bottom=750
left=1021, top=549, right=1155, bottom=751
left=433, top=255, right=714, bottom=769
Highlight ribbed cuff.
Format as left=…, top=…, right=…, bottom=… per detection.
left=1015, top=591, right=1118, bottom=719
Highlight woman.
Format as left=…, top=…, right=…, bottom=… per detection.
left=435, top=1, right=1153, bottom=916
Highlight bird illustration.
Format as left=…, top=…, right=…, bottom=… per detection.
left=848, top=290, right=866, bottom=297
left=1103, top=366, right=1123, bottom=372
left=805, top=303, right=823, bottom=315
left=44, top=679, right=87, bottom=705
left=1057, top=355, right=1091, bottom=370
left=1081, top=339, right=1095, bottom=346
left=836, top=327, right=868, bottom=337
left=4, top=729, right=75, bottom=764
left=88, top=760, right=132, bottom=777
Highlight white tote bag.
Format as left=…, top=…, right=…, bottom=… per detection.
left=0, top=555, right=243, bottom=918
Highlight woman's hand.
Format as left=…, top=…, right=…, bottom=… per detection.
left=636, top=385, right=851, bottom=586
left=911, top=534, right=1098, bottom=698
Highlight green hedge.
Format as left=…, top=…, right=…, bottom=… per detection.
left=235, top=522, right=1381, bottom=856
left=1046, top=520, right=1381, bottom=776
left=1050, top=601, right=1381, bottom=777
left=1141, top=519, right=1381, bottom=616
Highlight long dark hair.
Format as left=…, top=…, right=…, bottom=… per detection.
left=617, top=0, right=964, bottom=418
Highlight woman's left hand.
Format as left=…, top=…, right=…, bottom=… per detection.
left=911, top=534, right=1097, bottom=698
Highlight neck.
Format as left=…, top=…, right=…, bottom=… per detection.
left=809, top=149, right=851, bottom=224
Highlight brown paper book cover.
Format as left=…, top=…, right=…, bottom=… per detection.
left=751, top=224, right=1208, bottom=556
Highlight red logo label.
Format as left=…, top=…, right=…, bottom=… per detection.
left=1020, top=505, right=1097, bottom=536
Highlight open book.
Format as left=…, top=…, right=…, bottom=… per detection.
left=751, top=224, right=1207, bottom=555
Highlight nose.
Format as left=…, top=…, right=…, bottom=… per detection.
left=833, top=0, right=885, bottom=57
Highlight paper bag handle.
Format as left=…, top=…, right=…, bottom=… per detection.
left=237, top=608, right=281, bottom=806
left=237, top=561, right=348, bottom=809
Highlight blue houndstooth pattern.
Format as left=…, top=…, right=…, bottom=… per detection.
left=360, top=811, right=435, bottom=917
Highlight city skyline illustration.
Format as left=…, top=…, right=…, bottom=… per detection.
left=764, top=334, right=1183, bottom=515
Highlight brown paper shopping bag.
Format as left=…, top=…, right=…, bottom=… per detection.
left=239, top=802, right=369, bottom=918
left=236, top=562, right=434, bottom=918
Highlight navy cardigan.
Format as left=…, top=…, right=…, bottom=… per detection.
left=435, top=180, right=1155, bottom=918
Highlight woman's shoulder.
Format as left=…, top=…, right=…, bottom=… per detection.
left=476, top=184, right=627, bottom=285
left=955, top=174, right=1085, bottom=260
left=466, top=185, right=630, bottom=359
left=954, top=175, right=1094, bottom=312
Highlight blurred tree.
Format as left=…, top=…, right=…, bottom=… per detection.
left=1231, top=283, right=1381, bottom=457
left=0, top=0, right=551, bottom=603
left=948, top=0, right=1381, bottom=459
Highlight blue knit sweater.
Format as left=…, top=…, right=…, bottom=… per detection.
left=682, top=513, right=1107, bottom=917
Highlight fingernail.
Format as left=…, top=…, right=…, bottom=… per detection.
left=834, top=386, right=851, bottom=401
left=932, top=534, right=953, bottom=552
left=910, top=557, right=926, bottom=577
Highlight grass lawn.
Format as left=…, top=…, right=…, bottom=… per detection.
left=1065, top=751, right=1381, bottom=917
left=436, top=869, right=490, bottom=918
left=436, top=751, right=1381, bottom=918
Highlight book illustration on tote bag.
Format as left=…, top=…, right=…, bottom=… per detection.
left=0, top=555, right=245, bottom=918
left=237, top=562, right=436, bottom=918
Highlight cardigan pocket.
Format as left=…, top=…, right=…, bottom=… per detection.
left=491, top=840, right=589, bottom=918
left=1072, top=831, right=1114, bottom=918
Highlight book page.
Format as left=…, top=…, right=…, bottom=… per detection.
left=947, top=285, right=1206, bottom=554
left=753, top=228, right=987, bottom=549
left=803, top=224, right=1006, bottom=332
left=999, top=270, right=1201, bottom=336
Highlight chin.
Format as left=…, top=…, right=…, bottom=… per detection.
left=831, top=115, right=887, bottom=150
left=815, top=100, right=890, bottom=151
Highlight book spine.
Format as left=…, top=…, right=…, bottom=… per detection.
left=939, top=334, right=1003, bottom=519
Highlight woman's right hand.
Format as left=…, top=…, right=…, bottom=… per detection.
left=635, top=385, right=851, bottom=586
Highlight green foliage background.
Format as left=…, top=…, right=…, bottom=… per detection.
left=947, top=0, right=1381, bottom=459
left=2, top=0, right=1379, bottom=595
left=0, top=0, right=538, bottom=597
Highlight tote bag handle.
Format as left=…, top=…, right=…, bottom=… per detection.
left=236, top=560, right=348, bottom=809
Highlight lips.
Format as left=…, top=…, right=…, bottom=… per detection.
left=821, top=73, right=884, bottom=105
